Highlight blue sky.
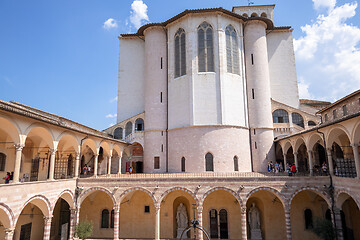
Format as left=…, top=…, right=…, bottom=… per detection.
left=0, top=0, right=359, bottom=130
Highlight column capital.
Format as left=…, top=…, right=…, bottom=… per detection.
left=351, top=143, right=359, bottom=148
left=113, top=205, right=120, bottom=212
left=75, top=152, right=80, bottom=158
left=94, top=154, right=99, bottom=157
left=241, top=207, right=247, bottom=214
left=49, top=148, right=57, bottom=154
left=307, top=150, right=313, bottom=154
left=15, top=143, right=25, bottom=151
left=294, top=151, right=298, bottom=156
left=5, top=228, right=15, bottom=234
left=326, top=147, right=332, bottom=151
left=44, top=215, right=53, bottom=223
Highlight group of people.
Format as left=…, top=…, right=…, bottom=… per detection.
left=267, top=161, right=297, bottom=176
left=3, top=171, right=13, bottom=184
left=82, top=164, right=91, bottom=175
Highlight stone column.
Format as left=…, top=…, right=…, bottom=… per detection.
left=69, top=208, right=77, bottom=240
left=155, top=204, right=160, bottom=240
left=351, top=144, right=360, bottom=179
left=93, top=154, right=99, bottom=177
left=307, top=150, right=314, bottom=175
left=293, top=152, right=299, bottom=170
left=108, top=155, right=112, bottom=175
left=49, top=148, right=57, bottom=180
left=13, top=143, right=24, bottom=183
left=326, top=148, right=334, bottom=176
left=197, top=205, right=203, bottom=240
left=118, top=152, right=123, bottom=174
left=74, top=153, right=80, bottom=178
left=285, top=210, right=292, bottom=240
left=113, top=205, right=120, bottom=239
left=43, top=216, right=53, bottom=240
left=283, top=153, right=287, bottom=170
left=4, top=228, right=14, bottom=240
left=333, top=208, right=344, bottom=240
left=241, top=207, right=247, bottom=240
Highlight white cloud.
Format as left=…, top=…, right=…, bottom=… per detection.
left=106, top=113, right=117, bottom=118
left=103, top=18, right=118, bottom=30
left=129, top=0, right=149, bottom=30
left=313, top=0, right=336, bottom=11
left=294, top=1, right=360, bottom=101
left=298, top=77, right=312, bottom=99
left=110, top=96, right=118, bottom=103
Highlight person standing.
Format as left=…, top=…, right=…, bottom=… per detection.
left=3, top=172, right=10, bottom=184
left=83, top=164, right=87, bottom=175
left=292, top=164, right=297, bottom=176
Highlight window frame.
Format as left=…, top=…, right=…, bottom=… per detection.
left=205, top=152, right=214, bottom=172
left=225, top=25, right=240, bottom=75
left=101, top=209, right=110, bottom=228
left=175, top=28, right=186, bottom=78
left=198, top=22, right=215, bottom=73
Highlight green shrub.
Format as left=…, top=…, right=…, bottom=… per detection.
left=75, top=221, right=93, bottom=240
left=310, top=217, right=335, bottom=240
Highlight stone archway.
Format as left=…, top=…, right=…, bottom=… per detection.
left=336, top=192, right=360, bottom=240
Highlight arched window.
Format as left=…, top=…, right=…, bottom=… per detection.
left=181, top=157, right=186, bottom=172
left=251, top=12, right=258, bottom=17
left=125, top=122, right=132, bottom=137
left=0, top=153, right=6, bottom=171
left=308, top=121, right=316, bottom=126
left=205, top=152, right=214, bottom=172
left=242, top=13, right=249, bottom=18
left=113, top=127, right=123, bottom=139
left=226, top=25, right=239, bottom=75
left=175, top=28, right=186, bottom=78
left=292, top=113, right=305, bottom=128
left=101, top=209, right=110, bottom=228
left=233, top=156, right=239, bottom=171
left=260, top=12, right=267, bottom=18
left=110, top=209, right=114, bottom=228
left=198, top=22, right=214, bottom=72
left=304, top=209, right=313, bottom=229
left=135, top=118, right=144, bottom=131
left=273, top=109, right=289, bottom=123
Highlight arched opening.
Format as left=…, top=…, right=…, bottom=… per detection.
left=285, top=147, right=295, bottom=170
left=125, top=143, right=143, bottom=173
left=135, top=118, right=144, bottom=131
left=272, top=109, right=289, bottom=123
left=297, top=144, right=309, bottom=173
left=98, top=143, right=112, bottom=176
left=125, top=122, right=132, bottom=137
left=80, top=138, right=97, bottom=177
left=337, top=193, right=360, bottom=239
left=274, top=143, right=284, bottom=173
left=312, top=143, right=326, bottom=175
left=250, top=12, right=258, bottom=17
left=242, top=13, right=249, bottom=18
left=79, top=190, right=114, bottom=239
left=0, top=207, right=12, bottom=240
left=308, top=121, right=316, bottom=127
left=260, top=12, right=267, bottom=18
left=113, top=127, right=123, bottom=140
left=50, top=197, right=72, bottom=240
left=119, top=190, right=155, bottom=239
left=290, top=190, right=331, bottom=240
left=204, top=190, right=241, bottom=239
left=205, top=153, right=214, bottom=172
left=292, top=113, right=305, bottom=128
left=56, top=134, right=79, bottom=179
left=110, top=150, right=120, bottom=174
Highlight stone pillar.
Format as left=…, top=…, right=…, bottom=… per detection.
left=294, top=152, right=299, bottom=170
left=155, top=204, right=160, bottom=240
left=283, top=153, right=288, bottom=169
left=13, top=144, right=24, bottom=183
left=43, top=216, right=53, bottom=240
left=197, top=205, right=203, bottom=240
left=351, top=144, right=360, bottom=179
left=241, top=207, right=247, bottom=240
left=108, top=155, right=112, bottom=175
left=74, top=153, right=80, bottom=178
left=69, top=208, right=77, bottom=240
left=326, top=148, right=334, bottom=176
left=4, top=228, right=14, bottom=240
left=93, top=154, right=99, bottom=177
left=113, top=205, right=120, bottom=239
left=118, top=152, right=123, bottom=174
left=285, top=210, right=292, bottom=240
left=49, top=148, right=57, bottom=180
left=333, top=208, right=344, bottom=240
left=307, top=150, right=313, bottom=175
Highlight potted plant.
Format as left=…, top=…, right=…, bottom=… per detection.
left=75, top=221, right=93, bottom=240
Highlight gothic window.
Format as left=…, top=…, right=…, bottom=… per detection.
left=0, top=153, right=6, bottom=171
left=175, top=28, right=186, bottom=78
left=113, top=127, right=123, bottom=139
left=304, top=209, right=313, bottom=229
left=135, top=118, right=144, bottom=131
left=198, top=22, right=214, bottom=72
left=272, top=109, right=289, bottom=123
left=125, top=122, right=132, bottom=137
left=181, top=157, right=186, bottom=172
left=110, top=209, right=114, bottom=228
left=205, top=152, right=214, bottom=171
left=234, top=156, right=239, bottom=171
left=226, top=25, right=240, bottom=75
left=292, top=112, right=304, bottom=128
left=101, top=209, right=110, bottom=228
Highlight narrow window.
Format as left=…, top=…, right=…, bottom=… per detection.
left=161, top=57, right=163, bottom=69
left=304, top=209, right=313, bottom=229
left=205, top=152, right=214, bottom=171
left=251, top=54, right=254, bottom=65
left=255, top=142, right=257, bottom=149
left=226, top=25, right=239, bottom=74
left=144, top=205, right=150, bottom=213
left=0, top=153, right=6, bottom=171
left=181, top=157, right=186, bottom=172
left=110, top=210, right=114, bottom=228
left=325, top=114, right=328, bottom=122
left=198, top=22, right=214, bottom=72
left=160, top=92, right=163, bottom=103
left=161, top=144, right=163, bottom=152
left=343, top=105, right=347, bottom=116
left=175, top=28, right=186, bottom=77
left=333, top=110, right=337, bottom=119
left=253, top=129, right=256, bottom=135
left=154, top=157, right=160, bottom=169
left=252, top=89, right=255, bottom=99
left=101, top=209, right=110, bottom=228
left=161, top=131, right=164, bottom=136
left=234, top=156, right=239, bottom=171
